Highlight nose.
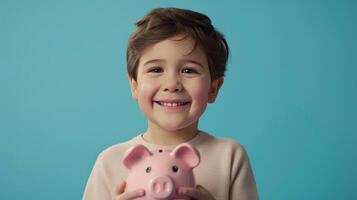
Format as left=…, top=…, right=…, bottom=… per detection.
left=148, top=176, right=174, bottom=199
left=163, top=75, right=183, bottom=92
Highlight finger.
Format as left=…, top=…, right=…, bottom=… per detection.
left=116, top=181, right=126, bottom=195
left=120, top=189, right=145, bottom=200
left=196, top=185, right=210, bottom=194
left=178, top=187, right=201, bottom=199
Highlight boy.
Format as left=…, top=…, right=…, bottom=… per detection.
left=83, top=7, right=258, bottom=200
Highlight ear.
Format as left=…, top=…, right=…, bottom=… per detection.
left=128, top=75, right=138, bottom=101
left=122, top=144, right=152, bottom=170
left=208, top=77, right=224, bottom=103
left=170, top=143, right=200, bottom=168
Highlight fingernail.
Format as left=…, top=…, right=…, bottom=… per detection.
left=139, top=189, right=145, bottom=195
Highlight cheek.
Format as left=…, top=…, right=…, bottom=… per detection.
left=138, top=84, right=154, bottom=100
left=137, top=83, right=157, bottom=112
left=186, top=80, right=210, bottom=119
left=189, top=81, right=210, bottom=104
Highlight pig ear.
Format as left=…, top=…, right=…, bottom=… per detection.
left=170, top=143, right=200, bottom=168
left=122, top=144, right=152, bottom=170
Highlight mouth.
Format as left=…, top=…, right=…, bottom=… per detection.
left=153, top=101, right=191, bottom=109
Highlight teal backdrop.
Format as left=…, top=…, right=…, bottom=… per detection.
left=1, top=0, right=356, bottom=199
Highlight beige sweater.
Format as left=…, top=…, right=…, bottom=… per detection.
left=82, top=131, right=259, bottom=200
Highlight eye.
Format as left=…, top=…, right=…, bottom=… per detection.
left=181, top=67, right=198, bottom=74
left=148, top=66, right=162, bottom=73
left=146, top=166, right=152, bottom=173
left=172, top=165, right=179, bottom=173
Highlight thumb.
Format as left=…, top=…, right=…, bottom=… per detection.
left=196, top=185, right=204, bottom=189
left=195, top=185, right=215, bottom=200
left=196, top=185, right=210, bottom=193
left=116, top=180, right=126, bottom=195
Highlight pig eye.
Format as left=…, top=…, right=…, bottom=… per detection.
left=172, top=165, right=179, bottom=173
left=146, top=166, right=152, bottom=173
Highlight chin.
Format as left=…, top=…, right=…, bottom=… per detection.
left=160, top=125, right=185, bottom=132
left=159, top=121, right=194, bottom=132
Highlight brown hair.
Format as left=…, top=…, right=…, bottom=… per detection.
left=126, top=7, right=229, bottom=81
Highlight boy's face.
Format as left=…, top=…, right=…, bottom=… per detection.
left=128, top=34, right=223, bottom=132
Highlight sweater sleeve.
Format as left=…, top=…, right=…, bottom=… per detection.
left=230, top=144, right=259, bottom=200
left=82, top=153, right=112, bottom=200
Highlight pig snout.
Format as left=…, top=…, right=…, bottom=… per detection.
left=148, top=176, right=174, bottom=199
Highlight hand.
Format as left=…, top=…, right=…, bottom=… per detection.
left=114, top=180, right=145, bottom=200
left=177, top=185, right=216, bottom=200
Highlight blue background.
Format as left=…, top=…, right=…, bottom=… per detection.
left=1, top=0, right=356, bottom=199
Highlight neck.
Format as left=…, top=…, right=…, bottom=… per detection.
left=143, top=121, right=200, bottom=145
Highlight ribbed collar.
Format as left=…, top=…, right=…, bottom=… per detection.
left=130, top=130, right=207, bottom=150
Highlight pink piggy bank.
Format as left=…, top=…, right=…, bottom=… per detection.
left=122, top=143, right=200, bottom=200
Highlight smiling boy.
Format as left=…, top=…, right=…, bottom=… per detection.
left=83, top=7, right=258, bottom=200
left=130, top=33, right=221, bottom=145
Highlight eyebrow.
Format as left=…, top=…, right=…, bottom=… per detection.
left=143, top=59, right=204, bottom=68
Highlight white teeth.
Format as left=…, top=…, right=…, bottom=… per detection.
left=159, top=102, right=187, bottom=107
